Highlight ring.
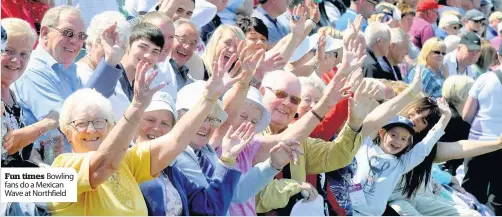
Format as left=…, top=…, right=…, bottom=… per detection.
left=292, top=15, right=300, bottom=21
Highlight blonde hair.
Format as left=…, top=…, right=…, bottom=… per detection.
left=489, top=11, right=502, bottom=23
left=417, top=38, right=446, bottom=68
left=442, top=75, right=475, bottom=107
left=476, top=39, right=497, bottom=72
left=396, top=3, right=415, bottom=17
left=317, top=26, right=343, bottom=39
left=1, top=18, right=37, bottom=48
left=201, top=25, right=245, bottom=76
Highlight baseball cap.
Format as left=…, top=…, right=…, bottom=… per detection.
left=439, top=15, right=461, bottom=29
left=145, top=92, right=177, bottom=119
left=382, top=116, right=415, bottom=143
left=459, top=32, right=481, bottom=51
left=416, top=0, right=438, bottom=12
left=223, top=87, right=271, bottom=133
left=290, top=33, right=343, bottom=63
left=463, top=9, right=486, bottom=21
left=176, top=81, right=228, bottom=126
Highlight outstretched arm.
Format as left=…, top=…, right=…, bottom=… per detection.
left=435, top=136, right=502, bottom=162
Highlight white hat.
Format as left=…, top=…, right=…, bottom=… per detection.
left=191, top=0, right=218, bottom=28
left=439, top=15, right=461, bottom=29
left=444, top=35, right=461, bottom=53
left=223, top=87, right=271, bottom=133
left=145, top=92, right=177, bottom=119
left=290, top=33, right=343, bottom=63
left=176, top=81, right=228, bottom=126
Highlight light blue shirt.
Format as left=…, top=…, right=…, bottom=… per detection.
left=219, top=0, right=245, bottom=25
left=12, top=46, right=122, bottom=164
left=252, top=6, right=290, bottom=44
left=173, top=143, right=280, bottom=205
left=335, top=8, right=368, bottom=32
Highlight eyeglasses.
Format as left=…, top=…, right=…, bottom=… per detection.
left=70, top=119, right=108, bottom=132
left=366, top=0, right=378, bottom=7
left=205, top=117, right=222, bottom=127
left=174, top=35, right=198, bottom=48
left=432, top=50, right=446, bottom=56
left=265, top=87, right=302, bottom=105
left=49, top=26, right=88, bottom=41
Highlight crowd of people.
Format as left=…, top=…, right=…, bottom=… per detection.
left=1, top=0, right=502, bottom=216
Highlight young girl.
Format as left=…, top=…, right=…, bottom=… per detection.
left=350, top=68, right=452, bottom=215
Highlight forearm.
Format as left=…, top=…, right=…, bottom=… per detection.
left=89, top=104, right=144, bottom=187
left=271, top=32, right=304, bottom=62
left=12, top=118, right=58, bottom=152
left=287, top=59, right=316, bottom=77
left=280, top=103, right=328, bottom=144
left=149, top=97, right=216, bottom=175
left=231, top=160, right=280, bottom=203
left=84, top=59, right=123, bottom=98
left=255, top=178, right=303, bottom=213
left=435, top=139, right=502, bottom=162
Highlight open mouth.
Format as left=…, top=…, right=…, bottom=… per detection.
left=64, top=47, right=76, bottom=53
left=176, top=49, right=187, bottom=58
left=4, top=65, right=20, bottom=70
left=275, top=108, right=288, bottom=115
left=146, top=134, right=157, bottom=140
left=83, top=137, right=99, bottom=142
left=196, top=132, right=207, bottom=137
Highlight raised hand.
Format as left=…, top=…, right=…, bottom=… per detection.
left=436, top=97, right=452, bottom=118
left=239, top=45, right=266, bottom=84
left=315, top=34, right=339, bottom=75
left=305, top=0, right=320, bottom=23
left=221, top=122, right=255, bottom=159
left=206, top=48, right=246, bottom=100
left=157, top=0, right=177, bottom=18
left=320, top=75, right=352, bottom=110
left=290, top=4, right=308, bottom=36
left=300, top=182, right=319, bottom=202
left=256, top=52, right=286, bottom=80
left=409, top=64, right=423, bottom=96
left=132, top=60, right=165, bottom=108
left=101, top=22, right=124, bottom=66
left=348, top=80, right=380, bottom=130
left=269, top=139, right=303, bottom=169
left=340, top=38, right=367, bottom=77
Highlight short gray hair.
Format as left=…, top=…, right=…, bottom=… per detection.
left=298, top=74, right=326, bottom=95
left=41, top=5, right=81, bottom=28
left=86, top=11, right=130, bottom=54
left=390, top=28, right=408, bottom=45
left=442, top=75, right=475, bottom=107
left=364, top=22, right=391, bottom=47
left=173, top=18, right=200, bottom=37
left=59, top=88, right=114, bottom=132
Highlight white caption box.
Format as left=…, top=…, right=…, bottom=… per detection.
left=1, top=168, right=77, bottom=202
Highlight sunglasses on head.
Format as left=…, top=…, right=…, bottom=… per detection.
left=49, top=26, right=88, bottom=41
left=265, top=87, right=301, bottom=105
left=432, top=50, right=446, bottom=56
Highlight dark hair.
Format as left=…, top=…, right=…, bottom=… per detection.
left=286, top=0, right=304, bottom=8
left=399, top=97, right=442, bottom=198
left=236, top=15, right=269, bottom=40
left=129, top=22, right=165, bottom=49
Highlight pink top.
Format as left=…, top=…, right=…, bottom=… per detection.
left=409, top=17, right=435, bottom=49
left=216, top=139, right=262, bottom=216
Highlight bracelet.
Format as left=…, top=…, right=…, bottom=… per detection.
left=123, top=113, right=139, bottom=124
left=220, top=156, right=236, bottom=166
left=312, top=60, right=320, bottom=74
left=236, top=81, right=250, bottom=91
left=202, top=91, right=218, bottom=104
left=311, top=109, right=324, bottom=122
left=307, top=18, right=316, bottom=27
left=32, top=124, right=43, bottom=136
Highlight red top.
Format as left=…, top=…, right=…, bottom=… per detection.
left=1, top=0, right=36, bottom=29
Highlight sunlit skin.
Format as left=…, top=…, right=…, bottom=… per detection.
left=379, top=127, right=413, bottom=155
left=135, top=110, right=175, bottom=144
left=64, top=106, right=111, bottom=153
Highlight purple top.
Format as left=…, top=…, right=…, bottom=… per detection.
left=409, top=17, right=435, bottom=49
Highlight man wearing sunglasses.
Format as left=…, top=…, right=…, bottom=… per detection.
left=461, top=9, right=487, bottom=37
left=409, top=0, right=438, bottom=49
left=443, top=32, right=481, bottom=78
left=12, top=6, right=127, bottom=164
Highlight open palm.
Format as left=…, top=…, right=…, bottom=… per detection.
left=221, top=122, right=255, bottom=159
left=206, top=48, right=246, bottom=100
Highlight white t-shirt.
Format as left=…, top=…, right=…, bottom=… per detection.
left=468, top=71, right=502, bottom=141
left=155, top=59, right=178, bottom=102
left=443, top=50, right=477, bottom=78
left=352, top=126, right=445, bottom=216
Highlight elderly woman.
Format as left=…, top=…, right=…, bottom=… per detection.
left=406, top=38, right=448, bottom=98
left=436, top=15, right=462, bottom=39
left=472, top=39, right=497, bottom=79
left=1, top=18, right=58, bottom=167
left=49, top=55, right=243, bottom=215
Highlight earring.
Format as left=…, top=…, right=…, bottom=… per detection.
left=294, top=113, right=299, bottom=119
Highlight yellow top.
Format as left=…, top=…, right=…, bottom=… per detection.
left=49, top=144, right=157, bottom=216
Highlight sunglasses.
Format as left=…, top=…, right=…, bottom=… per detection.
left=50, top=26, right=88, bottom=41
left=432, top=50, right=446, bottom=56
left=265, top=87, right=301, bottom=105
left=472, top=20, right=486, bottom=25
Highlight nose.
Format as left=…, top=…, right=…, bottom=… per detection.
left=85, top=123, right=97, bottom=133
left=228, top=44, right=237, bottom=53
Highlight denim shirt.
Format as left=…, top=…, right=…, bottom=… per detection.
left=12, top=46, right=122, bottom=164
left=406, top=64, right=445, bottom=98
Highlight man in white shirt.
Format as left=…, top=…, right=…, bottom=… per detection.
left=443, top=32, right=481, bottom=78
